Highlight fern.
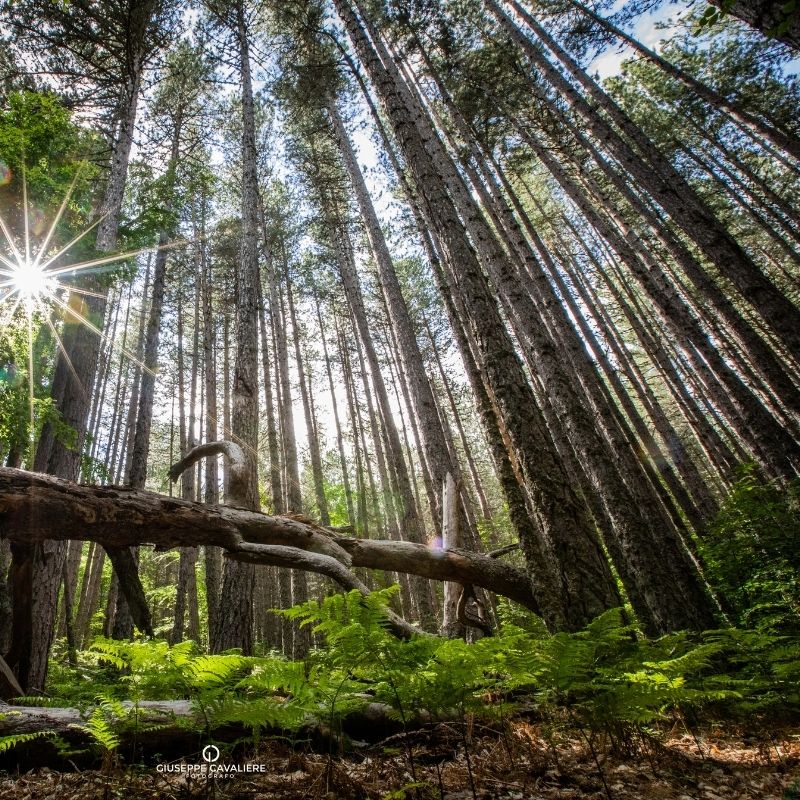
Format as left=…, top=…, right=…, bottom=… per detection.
left=69, top=694, right=127, bottom=754
left=7, top=695, right=74, bottom=707
left=0, top=730, right=55, bottom=754
left=16, top=585, right=796, bottom=767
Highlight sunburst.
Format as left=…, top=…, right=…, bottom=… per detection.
left=0, top=159, right=184, bottom=462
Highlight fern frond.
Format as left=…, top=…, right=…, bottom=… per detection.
left=0, top=731, right=54, bottom=754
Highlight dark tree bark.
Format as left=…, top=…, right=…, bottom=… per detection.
left=210, top=0, right=260, bottom=654
left=708, top=0, right=800, bottom=50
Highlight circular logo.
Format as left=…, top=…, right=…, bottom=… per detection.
left=202, top=744, right=220, bottom=763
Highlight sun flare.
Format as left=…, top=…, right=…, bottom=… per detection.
left=8, top=259, right=54, bottom=304
left=0, top=162, right=182, bottom=455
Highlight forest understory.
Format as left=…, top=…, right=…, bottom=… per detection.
left=2, top=720, right=799, bottom=800
left=2, top=0, right=800, bottom=795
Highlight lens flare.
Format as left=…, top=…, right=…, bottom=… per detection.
left=0, top=159, right=184, bottom=460
left=9, top=260, right=54, bottom=304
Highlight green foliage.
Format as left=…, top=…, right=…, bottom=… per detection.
left=0, top=730, right=55, bottom=755
left=35, top=590, right=800, bottom=765
left=84, top=637, right=313, bottom=740
left=321, top=478, right=355, bottom=528
left=279, top=592, right=800, bottom=732
left=0, top=90, right=104, bottom=466
left=702, top=465, right=800, bottom=634
left=75, top=698, right=123, bottom=755
left=697, top=0, right=800, bottom=39
left=696, top=1, right=734, bottom=33
left=0, top=90, right=99, bottom=240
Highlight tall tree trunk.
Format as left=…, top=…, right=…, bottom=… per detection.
left=200, top=195, right=222, bottom=640
left=286, top=271, right=330, bottom=526
left=315, top=293, right=355, bottom=528
left=329, top=100, right=468, bottom=543
left=338, top=319, right=371, bottom=538
left=273, top=255, right=311, bottom=658
left=7, top=8, right=151, bottom=689
left=211, top=0, right=261, bottom=654
left=256, top=234, right=283, bottom=515
left=334, top=0, right=620, bottom=631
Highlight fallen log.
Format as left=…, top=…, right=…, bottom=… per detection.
left=0, top=467, right=538, bottom=613
left=0, top=698, right=417, bottom=768
left=0, top=699, right=405, bottom=741
left=0, top=699, right=195, bottom=738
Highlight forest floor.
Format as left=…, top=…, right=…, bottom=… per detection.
left=0, top=719, right=798, bottom=799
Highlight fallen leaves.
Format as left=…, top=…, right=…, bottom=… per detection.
left=0, top=721, right=798, bottom=799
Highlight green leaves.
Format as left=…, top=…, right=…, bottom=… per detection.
left=26, top=587, right=800, bottom=763
left=75, top=701, right=122, bottom=755
left=701, top=465, right=800, bottom=635
left=0, top=730, right=56, bottom=755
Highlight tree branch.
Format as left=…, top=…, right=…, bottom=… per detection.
left=229, top=543, right=421, bottom=639
left=168, top=440, right=248, bottom=507
left=0, top=468, right=538, bottom=615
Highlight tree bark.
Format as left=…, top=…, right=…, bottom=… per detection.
left=708, top=0, right=800, bottom=50
left=440, top=473, right=465, bottom=639
left=211, top=0, right=260, bottom=654
left=0, top=466, right=539, bottom=615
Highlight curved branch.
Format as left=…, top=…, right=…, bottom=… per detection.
left=229, top=543, right=421, bottom=639
left=169, top=440, right=248, bottom=507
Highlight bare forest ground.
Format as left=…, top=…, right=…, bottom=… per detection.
left=1, top=719, right=798, bottom=800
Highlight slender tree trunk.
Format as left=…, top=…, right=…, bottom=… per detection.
left=200, top=196, right=222, bottom=639
left=441, top=473, right=465, bottom=639
left=211, top=0, right=260, bottom=654
left=315, top=293, right=355, bottom=527
left=256, top=240, right=283, bottom=515
left=286, top=266, right=329, bottom=525
left=330, top=100, right=466, bottom=542
left=424, top=318, right=494, bottom=525
left=7, top=13, right=150, bottom=689
left=335, top=0, right=621, bottom=631
left=338, top=319, right=371, bottom=538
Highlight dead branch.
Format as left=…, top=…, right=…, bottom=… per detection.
left=0, top=467, right=538, bottom=614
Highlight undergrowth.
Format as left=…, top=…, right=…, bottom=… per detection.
left=3, top=586, right=799, bottom=764
left=3, top=470, right=799, bottom=766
